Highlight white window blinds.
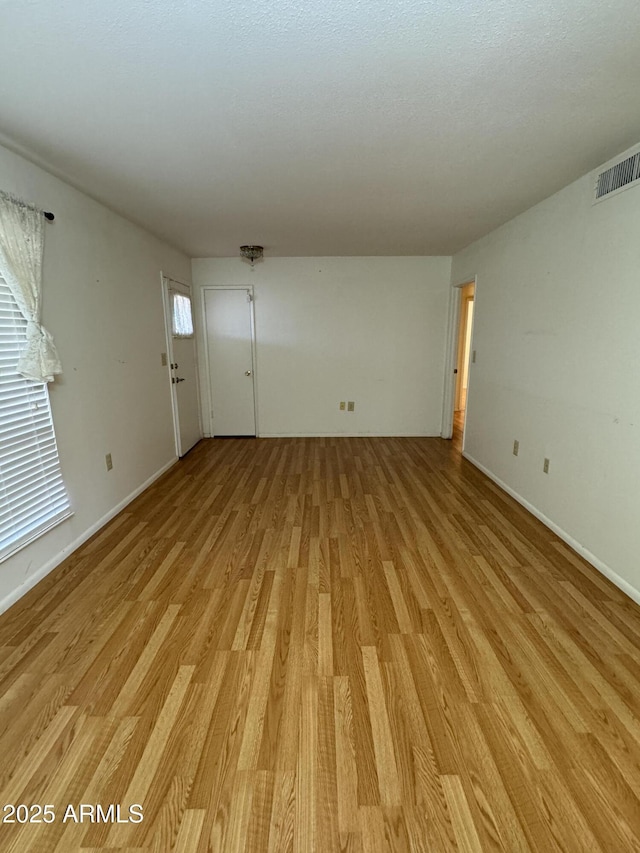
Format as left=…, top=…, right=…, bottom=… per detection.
left=0, top=274, right=71, bottom=562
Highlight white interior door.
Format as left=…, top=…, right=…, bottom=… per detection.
left=204, top=287, right=256, bottom=436
left=163, top=276, right=202, bottom=456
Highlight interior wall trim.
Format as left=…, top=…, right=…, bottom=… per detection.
left=463, top=451, right=640, bottom=607
left=0, top=456, right=179, bottom=616
left=258, top=432, right=438, bottom=439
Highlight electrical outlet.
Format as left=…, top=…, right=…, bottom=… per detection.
left=513, top=439, right=519, bottom=456
left=161, top=352, right=168, bottom=366
left=105, top=453, right=113, bottom=471
left=543, top=457, right=550, bottom=474
left=339, top=401, right=346, bottom=411
left=347, top=401, right=355, bottom=412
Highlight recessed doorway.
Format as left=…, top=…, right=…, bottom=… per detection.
left=441, top=277, right=476, bottom=448
left=454, top=282, right=475, bottom=444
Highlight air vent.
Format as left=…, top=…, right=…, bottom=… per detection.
left=594, top=144, right=640, bottom=203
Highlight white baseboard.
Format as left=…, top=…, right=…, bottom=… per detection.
left=463, top=451, right=640, bottom=607
left=258, top=432, right=436, bottom=438
left=0, top=457, right=179, bottom=616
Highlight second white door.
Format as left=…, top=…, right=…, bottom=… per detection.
left=204, top=287, right=256, bottom=436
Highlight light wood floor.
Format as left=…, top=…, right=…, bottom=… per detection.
left=1, top=436, right=640, bottom=852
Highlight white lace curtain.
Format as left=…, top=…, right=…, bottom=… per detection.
left=0, top=190, right=62, bottom=383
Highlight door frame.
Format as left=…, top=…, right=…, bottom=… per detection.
left=201, top=285, right=259, bottom=437
left=441, top=274, right=478, bottom=443
left=161, top=273, right=202, bottom=456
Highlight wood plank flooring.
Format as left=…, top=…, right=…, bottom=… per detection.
left=1, top=435, right=640, bottom=852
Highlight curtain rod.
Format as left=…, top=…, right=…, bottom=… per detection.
left=0, top=190, right=54, bottom=220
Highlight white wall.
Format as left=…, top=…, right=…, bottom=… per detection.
left=451, top=155, right=640, bottom=602
left=0, top=143, right=191, bottom=611
left=191, top=256, right=452, bottom=437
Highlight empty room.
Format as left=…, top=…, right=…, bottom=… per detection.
left=1, top=1, right=640, bottom=851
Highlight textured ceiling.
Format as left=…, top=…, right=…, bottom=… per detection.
left=1, top=0, right=640, bottom=257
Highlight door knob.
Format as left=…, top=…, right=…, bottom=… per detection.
left=245, top=370, right=252, bottom=376
left=176, top=377, right=185, bottom=383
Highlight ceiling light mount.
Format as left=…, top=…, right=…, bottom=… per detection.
left=240, top=245, right=264, bottom=268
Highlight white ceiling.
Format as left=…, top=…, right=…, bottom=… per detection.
left=1, top=0, right=640, bottom=258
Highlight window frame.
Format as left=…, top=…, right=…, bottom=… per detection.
left=171, top=291, right=194, bottom=339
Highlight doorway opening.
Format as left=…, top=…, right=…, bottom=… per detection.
left=454, top=282, right=475, bottom=446
left=441, top=277, right=476, bottom=448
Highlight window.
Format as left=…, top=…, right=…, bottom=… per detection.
left=171, top=291, right=194, bottom=337
left=0, top=274, right=71, bottom=562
